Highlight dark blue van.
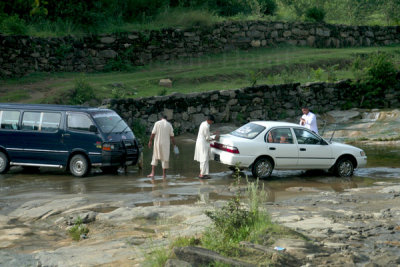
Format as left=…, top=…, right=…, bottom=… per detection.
left=0, top=104, right=140, bottom=177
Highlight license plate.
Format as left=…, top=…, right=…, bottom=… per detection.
left=214, top=154, right=220, bottom=162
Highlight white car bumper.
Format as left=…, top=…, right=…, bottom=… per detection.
left=356, top=156, right=367, bottom=168
left=211, top=148, right=254, bottom=167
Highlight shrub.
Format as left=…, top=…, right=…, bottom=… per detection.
left=153, top=8, right=218, bottom=29
left=69, top=75, right=96, bottom=105
left=351, top=52, right=398, bottom=107
left=259, top=0, right=277, bottom=15
left=68, top=217, right=89, bottom=241
left=0, top=15, right=27, bottom=35
left=305, top=6, right=325, bottom=22
left=203, top=167, right=270, bottom=254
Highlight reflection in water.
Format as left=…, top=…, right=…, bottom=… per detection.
left=151, top=179, right=170, bottom=206
left=0, top=141, right=399, bottom=209
left=198, top=179, right=210, bottom=204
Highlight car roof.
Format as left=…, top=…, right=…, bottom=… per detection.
left=250, top=121, right=303, bottom=129
left=0, top=103, right=111, bottom=113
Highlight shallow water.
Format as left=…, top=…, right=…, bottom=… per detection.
left=0, top=139, right=399, bottom=209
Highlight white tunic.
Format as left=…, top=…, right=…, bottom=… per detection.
left=194, top=121, right=211, bottom=162
left=300, top=111, right=318, bottom=134
left=152, top=119, right=174, bottom=161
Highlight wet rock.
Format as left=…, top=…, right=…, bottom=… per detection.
left=9, top=197, right=89, bottom=221
left=66, top=211, right=97, bottom=225
left=173, top=246, right=256, bottom=267
left=0, top=251, right=40, bottom=267
left=165, top=259, right=193, bottom=267
left=379, top=185, right=400, bottom=194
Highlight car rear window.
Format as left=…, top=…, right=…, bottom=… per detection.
left=230, top=123, right=265, bottom=139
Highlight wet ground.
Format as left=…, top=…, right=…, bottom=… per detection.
left=1, top=134, right=400, bottom=266
left=1, top=137, right=400, bottom=209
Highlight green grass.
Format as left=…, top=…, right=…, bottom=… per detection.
left=1, top=45, right=400, bottom=104
left=0, top=90, right=29, bottom=102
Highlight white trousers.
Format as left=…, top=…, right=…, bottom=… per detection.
left=151, top=155, right=169, bottom=169
left=199, top=160, right=209, bottom=175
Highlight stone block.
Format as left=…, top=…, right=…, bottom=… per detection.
left=159, top=79, right=173, bottom=88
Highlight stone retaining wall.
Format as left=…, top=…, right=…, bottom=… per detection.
left=105, top=80, right=400, bottom=134
left=1, top=21, right=400, bottom=77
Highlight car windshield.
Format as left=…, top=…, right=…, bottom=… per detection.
left=230, top=122, right=265, bottom=139
left=92, top=111, right=131, bottom=133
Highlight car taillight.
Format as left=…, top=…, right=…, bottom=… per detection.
left=211, top=142, right=239, bottom=154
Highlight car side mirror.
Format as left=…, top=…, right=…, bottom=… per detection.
left=89, top=125, right=98, bottom=133
left=320, top=139, right=328, bottom=145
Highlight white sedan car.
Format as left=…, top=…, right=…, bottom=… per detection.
left=211, top=121, right=367, bottom=179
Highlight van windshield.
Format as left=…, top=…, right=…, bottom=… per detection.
left=93, top=111, right=131, bottom=133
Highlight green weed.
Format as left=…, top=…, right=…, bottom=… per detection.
left=68, top=217, right=89, bottom=241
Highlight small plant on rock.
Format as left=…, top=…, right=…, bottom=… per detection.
left=68, top=217, right=89, bottom=241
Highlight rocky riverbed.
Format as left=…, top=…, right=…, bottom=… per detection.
left=1, top=180, right=400, bottom=266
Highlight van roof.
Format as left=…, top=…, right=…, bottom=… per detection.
left=0, top=103, right=110, bottom=113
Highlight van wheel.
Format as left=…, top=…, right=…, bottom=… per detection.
left=335, top=157, right=354, bottom=177
left=70, top=154, right=90, bottom=177
left=252, top=158, right=273, bottom=179
left=0, top=152, right=10, bottom=174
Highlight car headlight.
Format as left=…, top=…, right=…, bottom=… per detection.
left=102, top=143, right=116, bottom=151
left=360, top=150, right=366, bottom=157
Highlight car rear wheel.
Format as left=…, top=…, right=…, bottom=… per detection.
left=252, top=158, right=273, bottom=179
left=335, top=158, right=354, bottom=177
left=69, top=154, right=90, bottom=177
left=0, top=152, right=10, bottom=174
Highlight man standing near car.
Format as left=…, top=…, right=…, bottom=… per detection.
left=299, top=107, right=318, bottom=134
left=148, top=114, right=175, bottom=180
left=194, top=115, right=216, bottom=179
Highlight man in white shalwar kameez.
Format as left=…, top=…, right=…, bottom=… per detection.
left=194, top=115, right=215, bottom=178
left=299, top=107, right=319, bottom=134
left=148, top=115, right=175, bottom=179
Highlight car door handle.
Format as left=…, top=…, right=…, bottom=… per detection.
left=269, top=147, right=276, bottom=150
left=62, top=133, right=70, bottom=138
left=300, top=148, right=306, bottom=151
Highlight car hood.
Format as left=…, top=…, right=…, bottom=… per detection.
left=331, top=141, right=363, bottom=152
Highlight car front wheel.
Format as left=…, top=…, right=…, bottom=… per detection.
left=335, top=158, right=354, bottom=177
left=69, top=154, right=90, bottom=177
left=252, top=158, right=273, bottom=179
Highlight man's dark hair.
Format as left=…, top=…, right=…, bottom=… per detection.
left=207, top=115, right=215, bottom=122
left=160, top=114, right=167, bottom=119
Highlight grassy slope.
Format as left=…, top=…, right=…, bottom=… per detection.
left=1, top=45, right=400, bottom=103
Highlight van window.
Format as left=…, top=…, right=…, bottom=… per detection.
left=22, top=112, right=61, bottom=132
left=67, top=113, right=94, bottom=132
left=0, top=110, right=20, bottom=130
left=41, top=113, right=61, bottom=132
left=22, top=112, right=41, bottom=131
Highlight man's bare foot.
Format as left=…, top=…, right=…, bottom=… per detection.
left=147, top=174, right=155, bottom=178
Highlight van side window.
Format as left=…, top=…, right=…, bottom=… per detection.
left=21, top=112, right=61, bottom=132
left=41, top=113, right=61, bottom=132
left=22, top=112, right=41, bottom=131
left=0, top=110, right=20, bottom=130
left=67, top=113, right=94, bottom=132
